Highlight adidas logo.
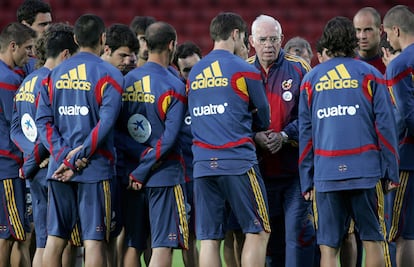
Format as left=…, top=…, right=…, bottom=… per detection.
left=190, top=60, right=228, bottom=90
left=315, top=64, right=358, bottom=91
left=15, top=76, right=37, bottom=103
left=55, top=64, right=91, bottom=91
left=123, top=75, right=155, bottom=103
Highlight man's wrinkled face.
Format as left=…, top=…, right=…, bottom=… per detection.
left=250, top=22, right=283, bottom=67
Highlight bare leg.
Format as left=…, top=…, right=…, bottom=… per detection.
left=0, top=239, right=14, bottom=267
left=62, top=243, right=79, bottom=267
left=320, top=245, right=339, bottom=267
left=148, top=247, right=172, bottom=267
left=241, top=231, right=269, bottom=267
left=199, top=240, right=221, bottom=267
left=340, top=233, right=357, bottom=267
left=11, top=237, right=31, bottom=267
left=115, top=228, right=125, bottom=267
left=363, top=240, right=385, bottom=267
left=83, top=240, right=107, bottom=267
left=43, top=236, right=68, bottom=267
left=224, top=231, right=238, bottom=267
left=32, top=248, right=45, bottom=267
left=182, top=232, right=199, bottom=267
left=396, top=238, right=414, bottom=267
left=123, top=247, right=142, bottom=267
left=233, top=230, right=244, bottom=267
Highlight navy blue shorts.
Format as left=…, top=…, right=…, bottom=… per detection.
left=146, top=185, right=189, bottom=249
left=47, top=179, right=111, bottom=242
left=0, top=178, right=31, bottom=241
left=315, top=185, right=385, bottom=248
left=194, top=165, right=270, bottom=240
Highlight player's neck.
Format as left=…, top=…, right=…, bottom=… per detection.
left=0, top=52, right=15, bottom=69
left=147, top=51, right=170, bottom=68
left=357, top=48, right=379, bottom=59
left=79, top=46, right=101, bottom=56
left=213, top=39, right=235, bottom=54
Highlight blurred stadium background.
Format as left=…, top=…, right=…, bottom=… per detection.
left=1, top=0, right=411, bottom=65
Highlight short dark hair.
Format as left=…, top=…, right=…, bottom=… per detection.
left=74, top=14, right=105, bottom=48
left=0, top=22, right=36, bottom=52
left=106, top=24, right=139, bottom=54
left=35, top=23, right=78, bottom=67
left=130, top=16, right=156, bottom=36
left=210, top=12, right=247, bottom=42
left=145, top=22, right=176, bottom=53
left=17, top=0, right=52, bottom=25
left=173, top=41, right=202, bottom=67
left=318, top=16, right=358, bottom=58
left=384, top=5, right=414, bottom=35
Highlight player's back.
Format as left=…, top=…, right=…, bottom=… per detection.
left=301, top=57, right=397, bottom=186
left=188, top=49, right=269, bottom=177
left=48, top=52, right=122, bottom=145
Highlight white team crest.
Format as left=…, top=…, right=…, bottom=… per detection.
left=282, top=91, right=293, bottom=102
left=21, top=113, right=37, bottom=142
left=127, top=114, right=151, bottom=143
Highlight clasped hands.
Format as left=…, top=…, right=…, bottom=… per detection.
left=52, top=145, right=88, bottom=182
left=255, top=130, right=284, bottom=154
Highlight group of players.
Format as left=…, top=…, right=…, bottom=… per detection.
left=0, top=1, right=413, bottom=267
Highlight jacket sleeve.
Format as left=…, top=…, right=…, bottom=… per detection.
left=245, top=73, right=270, bottom=131
left=10, top=102, right=35, bottom=154
left=388, top=69, right=414, bottom=136
left=298, top=80, right=314, bottom=193
left=372, top=78, right=400, bottom=183
left=20, top=140, right=49, bottom=179
left=35, top=78, right=72, bottom=164
left=66, top=74, right=123, bottom=169
left=129, top=88, right=187, bottom=185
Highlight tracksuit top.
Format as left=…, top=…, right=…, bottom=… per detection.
left=187, top=49, right=270, bottom=178
left=248, top=50, right=310, bottom=179
left=35, top=52, right=123, bottom=182
left=356, top=53, right=386, bottom=74
left=123, top=62, right=186, bottom=187
left=299, top=57, right=399, bottom=193
left=385, top=43, right=414, bottom=171
left=11, top=67, right=50, bottom=182
left=0, top=60, right=23, bottom=179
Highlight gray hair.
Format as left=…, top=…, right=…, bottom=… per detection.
left=284, top=36, right=313, bottom=59
left=251, top=14, right=282, bottom=37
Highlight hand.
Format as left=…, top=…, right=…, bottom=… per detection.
left=382, top=179, right=399, bottom=194
left=254, top=130, right=273, bottom=150
left=52, top=163, right=75, bottom=182
left=66, top=145, right=83, bottom=161
left=266, top=132, right=283, bottom=154
left=39, top=157, right=49, bottom=168
left=75, top=158, right=88, bottom=171
left=303, top=190, right=314, bottom=201
left=381, top=47, right=399, bottom=67
left=127, top=176, right=142, bottom=191
left=19, top=168, right=24, bottom=179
